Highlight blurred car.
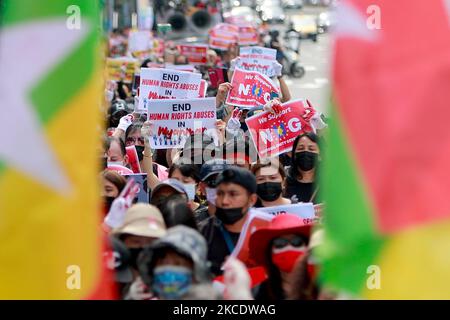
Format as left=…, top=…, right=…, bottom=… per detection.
left=223, top=6, right=262, bottom=25
left=282, top=0, right=303, bottom=9
left=287, top=14, right=319, bottom=42
left=256, top=0, right=281, bottom=11
left=316, top=11, right=335, bottom=33
left=260, top=6, right=286, bottom=24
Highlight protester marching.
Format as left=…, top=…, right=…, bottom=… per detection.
left=2, top=0, right=450, bottom=305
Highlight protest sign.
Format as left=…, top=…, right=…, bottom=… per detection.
left=209, top=23, right=239, bottom=50
left=230, top=209, right=274, bottom=265
left=257, top=203, right=316, bottom=225
left=226, top=68, right=279, bottom=108
left=245, top=99, right=315, bottom=157
left=123, top=173, right=149, bottom=203
left=128, top=30, right=153, bottom=53
left=138, top=68, right=202, bottom=112
left=107, top=163, right=134, bottom=175
left=198, top=79, right=207, bottom=98
left=105, top=57, right=139, bottom=83
left=234, top=46, right=281, bottom=77
left=238, top=26, right=259, bottom=46
left=239, top=46, right=277, bottom=60
left=146, top=97, right=216, bottom=149
left=126, top=146, right=141, bottom=173
left=177, top=44, right=208, bottom=65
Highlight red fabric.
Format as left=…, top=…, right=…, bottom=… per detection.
left=85, top=233, right=117, bottom=300
left=334, top=0, right=450, bottom=233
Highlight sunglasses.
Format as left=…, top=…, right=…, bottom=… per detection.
left=272, top=235, right=307, bottom=249
left=126, top=136, right=145, bottom=146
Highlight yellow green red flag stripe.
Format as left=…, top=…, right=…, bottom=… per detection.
left=319, top=0, right=450, bottom=298
left=0, top=0, right=113, bottom=298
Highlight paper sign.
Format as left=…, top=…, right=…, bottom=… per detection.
left=230, top=209, right=274, bottom=265
left=245, top=99, right=315, bottom=157
left=128, top=30, right=153, bottom=53
left=178, top=44, right=208, bottom=65
left=126, top=146, right=142, bottom=173
left=146, top=97, right=216, bottom=149
left=209, top=23, right=239, bottom=50
left=199, top=79, right=207, bottom=98
left=225, top=68, right=279, bottom=108
left=138, top=68, right=202, bottom=112
left=107, top=164, right=134, bottom=175
left=239, top=46, right=277, bottom=60
left=123, top=173, right=149, bottom=203
left=234, top=46, right=281, bottom=77
left=257, top=203, right=316, bottom=225
left=105, top=57, right=139, bottom=83
left=238, top=26, right=259, bottom=46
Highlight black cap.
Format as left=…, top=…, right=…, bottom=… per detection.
left=215, top=166, right=257, bottom=194
left=200, top=159, right=230, bottom=182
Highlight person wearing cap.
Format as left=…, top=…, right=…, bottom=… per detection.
left=112, top=204, right=167, bottom=280
left=138, top=225, right=213, bottom=300
left=199, top=166, right=257, bottom=276
left=197, top=159, right=230, bottom=223
left=248, top=214, right=312, bottom=301
left=149, top=178, right=189, bottom=213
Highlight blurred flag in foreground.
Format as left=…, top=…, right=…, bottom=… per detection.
left=0, top=0, right=114, bottom=298
left=320, top=0, right=450, bottom=299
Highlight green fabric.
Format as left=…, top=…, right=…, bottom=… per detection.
left=318, top=100, right=386, bottom=294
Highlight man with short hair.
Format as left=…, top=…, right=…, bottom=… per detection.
left=199, top=166, right=257, bottom=276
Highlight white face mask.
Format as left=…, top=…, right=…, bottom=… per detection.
left=107, top=161, right=125, bottom=167
left=183, top=183, right=196, bottom=201
left=205, top=187, right=217, bottom=206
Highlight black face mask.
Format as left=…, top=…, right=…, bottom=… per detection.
left=257, top=182, right=282, bottom=202
left=240, top=121, right=248, bottom=132
left=128, top=248, right=143, bottom=270
left=215, top=207, right=245, bottom=225
left=295, top=151, right=318, bottom=172
left=135, top=145, right=145, bottom=162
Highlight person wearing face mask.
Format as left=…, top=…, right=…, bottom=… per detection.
left=168, top=160, right=203, bottom=216
left=248, top=214, right=312, bottom=301
left=251, top=160, right=291, bottom=208
left=101, top=170, right=127, bottom=215
left=138, top=225, right=212, bottom=300
left=104, top=136, right=133, bottom=175
left=149, top=179, right=189, bottom=213
left=285, top=132, right=321, bottom=203
left=199, top=166, right=257, bottom=276
left=197, top=159, right=230, bottom=224
left=112, top=203, right=167, bottom=299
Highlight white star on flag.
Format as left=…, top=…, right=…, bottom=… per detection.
left=0, top=19, right=89, bottom=194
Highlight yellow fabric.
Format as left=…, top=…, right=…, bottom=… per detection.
left=0, top=73, right=102, bottom=299
left=364, top=219, right=450, bottom=299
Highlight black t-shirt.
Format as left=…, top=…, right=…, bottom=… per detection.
left=284, top=175, right=317, bottom=203
left=194, top=205, right=210, bottom=225
left=198, top=217, right=240, bottom=277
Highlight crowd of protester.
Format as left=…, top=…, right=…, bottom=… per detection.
left=101, top=23, right=334, bottom=301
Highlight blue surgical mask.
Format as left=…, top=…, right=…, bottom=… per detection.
left=152, top=265, right=193, bottom=300
left=183, top=183, right=196, bottom=201
left=205, top=187, right=217, bottom=205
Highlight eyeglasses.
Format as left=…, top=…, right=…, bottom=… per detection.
left=126, top=136, right=145, bottom=146
left=272, top=235, right=307, bottom=249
